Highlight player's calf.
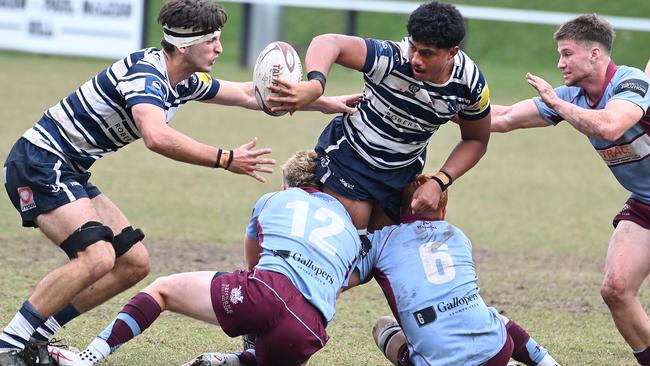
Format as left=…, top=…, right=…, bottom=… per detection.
left=372, top=316, right=406, bottom=365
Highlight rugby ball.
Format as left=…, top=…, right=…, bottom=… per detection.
left=253, top=41, right=303, bottom=116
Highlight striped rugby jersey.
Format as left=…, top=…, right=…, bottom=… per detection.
left=343, top=38, right=490, bottom=169
left=22, top=47, right=220, bottom=172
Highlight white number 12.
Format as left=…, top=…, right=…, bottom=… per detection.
left=286, top=200, right=343, bottom=256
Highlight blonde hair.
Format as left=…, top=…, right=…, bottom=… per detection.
left=401, top=174, right=448, bottom=216
left=282, top=150, right=320, bottom=188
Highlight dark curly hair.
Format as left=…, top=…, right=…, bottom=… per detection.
left=407, top=1, right=465, bottom=49
left=158, top=0, right=228, bottom=52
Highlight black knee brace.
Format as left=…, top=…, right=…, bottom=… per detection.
left=113, top=226, right=145, bottom=257
left=60, top=221, right=114, bottom=260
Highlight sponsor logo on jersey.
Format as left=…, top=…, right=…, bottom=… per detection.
left=18, top=187, right=36, bottom=212
left=614, top=79, right=648, bottom=97
left=437, top=293, right=481, bottom=316
left=384, top=109, right=426, bottom=131
left=413, top=306, right=437, bottom=327
left=596, top=134, right=650, bottom=167
left=144, top=77, right=166, bottom=100
left=290, top=252, right=334, bottom=285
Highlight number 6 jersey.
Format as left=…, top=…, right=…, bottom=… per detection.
left=246, top=187, right=361, bottom=323
left=357, top=219, right=506, bottom=366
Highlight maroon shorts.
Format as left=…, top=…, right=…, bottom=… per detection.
left=613, top=198, right=650, bottom=229
left=210, top=269, right=329, bottom=366
left=396, top=335, right=514, bottom=366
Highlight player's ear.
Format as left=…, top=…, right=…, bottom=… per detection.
left=448, top=46, right=460, bottom=58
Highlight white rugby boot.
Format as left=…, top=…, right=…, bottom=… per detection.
left=180, top=352, right=241, bottom=366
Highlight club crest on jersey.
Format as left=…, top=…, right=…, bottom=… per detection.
left=408, top=84, right=420, bottom=94
left=230, top=286, right=244, bottom=305
left=18, top=187, right=36, bottom=212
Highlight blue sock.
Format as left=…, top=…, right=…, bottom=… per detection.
left=0, top=300, right=47, bottom=350
left=31, top=303, right=80, bottom=341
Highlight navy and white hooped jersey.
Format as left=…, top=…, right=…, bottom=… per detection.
left=534, top=63, right=650, bottom=203
left=340, top=38, right=490, bottom=170
left=246, top=187, right=361, bottom=322
left=22, top=48, right=220, bottom=172
left=357, top=220, right=506, bottom=366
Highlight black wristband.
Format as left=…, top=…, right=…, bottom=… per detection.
left=215, top=148, right=223, bottom=168
left=307, top=70, right=326, bottom=93
left=431, top=175, right=448, bottom=192
left=225, top=149, right=234, bottom=170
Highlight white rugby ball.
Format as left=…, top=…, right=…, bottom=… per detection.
left=253, top=41, right=303, bottom=116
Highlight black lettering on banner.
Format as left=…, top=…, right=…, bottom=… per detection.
left=413, top=306, right=437, bottom=327
left=0, top=0, right=26, bottom=9
left=83, top=1, right=131, bottom=17
left=45, top=0, right=73, bottom=13
left=614, top=79, right=649, bottom=98
left=28, top=21, right=53, bottom=36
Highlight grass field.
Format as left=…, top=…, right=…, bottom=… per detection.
left=1, top=2, right=650, bottom=364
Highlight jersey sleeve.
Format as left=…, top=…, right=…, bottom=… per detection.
left=355, top=229, right=388, bottom=283
left=532, top=86, right=574, bottom=126
left=458, top=64, right=491, bottom=121
left=117, top=62, right=169, bottom=109
left=245, top=192, right=276, bottom=240
left=609, top=69, right=650, bottom=112
left=361, top=38, right=406, bottom=84
left=187, top=72, right=221, bottom=101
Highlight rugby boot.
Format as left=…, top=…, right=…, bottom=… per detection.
left=181, top=352, right=241, bottom=366
left=46, top=346, right=77, bottom=366
left=20, top=339, right=54, bottom=366
left=0, top=350, right=28, bottom=366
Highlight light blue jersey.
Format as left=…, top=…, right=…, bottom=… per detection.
left=22, top=48, right=220, bottom=172
left=357, top=219, right=506, bottom=366
left=246, top=187, right=361, bottom=322
left=534, top=63, right=650, bottom=203
left=341, top=38, right=490, bottom=170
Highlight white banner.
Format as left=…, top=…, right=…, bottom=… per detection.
left=0, top=0, right=146, bottom=59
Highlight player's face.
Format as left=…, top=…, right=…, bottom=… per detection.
left=407, top=38, right=458, bottom=83
left=186, top=35, right=223, bottom=72
left=556, top=39, right=595, bottom=87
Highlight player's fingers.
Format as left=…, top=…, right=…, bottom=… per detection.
left=272, top=77, right=293, bottom=88
left=250, top=172, right=267, bottom=183
left=240, top=137, right=258, bottom=149
left=256, top=166, right=274, bottom=174
left=251, top=148, right=273, bottom=157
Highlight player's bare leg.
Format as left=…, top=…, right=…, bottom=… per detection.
left=75, top=272, right=219, bottom=365
left=601, top=221, right=650, bottom=363
left=372, top=316, right=407, bottom=365
left=66, top=195, right=150, bottom=313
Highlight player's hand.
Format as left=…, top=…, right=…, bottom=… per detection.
left=227, top=137, right=275, bottom=183
left=267, top=78, right=324, bottom=114
left=526, top=73, right=559, bottom=109
left=312, top=94, right=361, bottom=115
left=410, top=180, right=442, bottom=215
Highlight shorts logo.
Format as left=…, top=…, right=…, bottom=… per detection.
left=18, top=187, right=36, bottom=212
left=221, top=283, right=234, bottom=314
left=230, top=285, right=244, bottom=304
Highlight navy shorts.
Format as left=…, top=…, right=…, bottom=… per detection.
left=210, top=269, right=328, bottom=366
left=613, top=197, right=650, bottom=229
left=3, top=138, right=101, bottom=227
left=314, top=116, right=424, bottom=222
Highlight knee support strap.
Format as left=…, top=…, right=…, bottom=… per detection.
left=60, top=221, right=114, bottom=260
left=113, top=226, right=145, bottom=257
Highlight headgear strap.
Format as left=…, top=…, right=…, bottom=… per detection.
left=163, top=25, right=221, bottom=48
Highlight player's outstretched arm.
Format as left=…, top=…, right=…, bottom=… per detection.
left=491, top=100, right=549, bottom=133
left=204, top=80, right=259, bottom=109
left=527, top=72, right=643, bottom=141
left=277, top=34, right=367, bottom=113
left=133, top=104, right=275, bottom=181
